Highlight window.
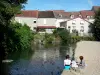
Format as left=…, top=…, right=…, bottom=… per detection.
left=80, top=26, right=84, bottom=32
left=80, top=30, right=84, bottom=32
left=80, top=21, right=84, bottom=25
left=33, top=20, right=36, bottom=23
left=19, top=19, right=22, bottom=23
left=87, top=16, right=90, bottom=19
left=44, top=19, right=46, bottom=24
left=68, top=26, right=71, bottom=31
left=70, top=15, right=74, bottom=19
left=73, top=26, right=76, bottom=29
left=81, top=26, right=84, bottom=29
left=90, top=16, right=93, bottom=19
left=68, top=26, right=71, bottom=29
left=59, top=14, right=62, bottom=18
left=79, top=15, right=82, bottom=18
left=72, top=20, right=76, bottom=25
left=38, top=29, right=45, bottom=32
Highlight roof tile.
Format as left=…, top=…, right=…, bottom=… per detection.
left=80, top=10, right=95, bottom=18
left=16, top=10, right=38, bottom=18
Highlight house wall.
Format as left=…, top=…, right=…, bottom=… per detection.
left=15, top=17, right=37, bottom=31
left=55, top=19, right=67, bottom=27
left=37, top=18, right=57, bottom=33
left=15, top=17, right=94, bottom=36
left=37, top=18, right=56, bottom=26
left=66, top=18, right=94, bottom=36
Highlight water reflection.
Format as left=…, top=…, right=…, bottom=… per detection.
left=2, top=43, right=76, bottom=75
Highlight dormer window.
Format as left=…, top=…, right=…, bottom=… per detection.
left=90, top=16, right=93, bottom=19
left=87, top=16, right=90, bottom=19
left=59, top=14, right=62, bottom=18
left=70, top=15, right=74, bottom=19
left=79, top=15, right=82, bottom=18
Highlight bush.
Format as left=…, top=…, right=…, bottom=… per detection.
left=53, top=28, right=71, bottom=45
left=44, top=33, right=54, bottom=44
left=8, top=22, right=34, bottom=52
left=71, top=36, right=95, bottom=43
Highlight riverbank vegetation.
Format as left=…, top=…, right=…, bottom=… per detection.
left=0, top=0, right=28, bottom=61
left=33, top=28, right=95, bottom=47
left=53, top=28, right=71, bottom=45
left=71, top=36, right=95, bottom=43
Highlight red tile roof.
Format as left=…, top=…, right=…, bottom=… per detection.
left=80, top=10, right=95, bottom=18
left=61, top=12, right=71, bottom=17
left=70, top=12, right=81, bottom=18
left=37, top=26, right=56, bottom=28
left=16, top=10, right=38, bottom=18
left=15, top=6, right=100, bottom=19
left=56, top=12, right=81, bottom=18
left=38, top=11, right=55, bottom=18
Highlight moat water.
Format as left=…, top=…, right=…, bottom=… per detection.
left=2, top=43, right=76, bottom=75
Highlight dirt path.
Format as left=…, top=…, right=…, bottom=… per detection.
left=61, top=41, right=100, bottom=75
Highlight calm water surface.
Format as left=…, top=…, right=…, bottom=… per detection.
left=2, top=44, right=76, bottom=75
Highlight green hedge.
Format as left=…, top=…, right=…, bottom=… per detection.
left=71, top=36, right=95, bottom=43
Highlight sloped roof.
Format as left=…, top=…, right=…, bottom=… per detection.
left=80, top=10, right=95, bottom=18
left=54, top=11, right=81, bottom=19
left=16, top=10, right=38, bottom=18
left=38, top=11, right=55, bottom=18
left=70, top=12, right=81, bottom=18
left=53, top=12, right=68, bottom=18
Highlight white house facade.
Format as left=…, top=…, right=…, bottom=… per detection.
left=15, top=6, right=100, bottom=36
left=66, top=18, right=94, bottom=36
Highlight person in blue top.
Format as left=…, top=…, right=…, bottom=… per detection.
left=64, top=55, right=71, bottom=70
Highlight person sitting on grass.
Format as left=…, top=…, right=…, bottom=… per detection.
left=71, top=58, right=78, bottom=71
left=64, top=55, right=71, bottom=70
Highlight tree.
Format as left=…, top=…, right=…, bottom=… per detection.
left=0, top=0, right=27, bottom=61
left=53, top=28, right=71, bottom=45
left=89, top=8, right=100, bottom=41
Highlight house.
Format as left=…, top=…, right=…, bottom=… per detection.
left=65, top=11, right=95, bottom=36
left=37, top=11, right=56, bottom=33
left=53, top=11, right=68, bottom=28
left=15, top=6, right=100, bottom=36
left=15, top=10, right=38, bottom=31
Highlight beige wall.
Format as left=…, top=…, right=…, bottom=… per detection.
left=37, top=18, right=56, bottom=26
left=15, top=17, right=37, bottom=31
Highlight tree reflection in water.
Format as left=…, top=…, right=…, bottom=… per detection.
left=2, top=43, right=76, bottom=75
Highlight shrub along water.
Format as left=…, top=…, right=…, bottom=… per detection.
left=3, top=22, right=34, bottom=59
left=53, top=28, right=71, bottom=45
left=10, top=22, right=34, bottom=51
left=71, top=36, right=95, bottom=43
